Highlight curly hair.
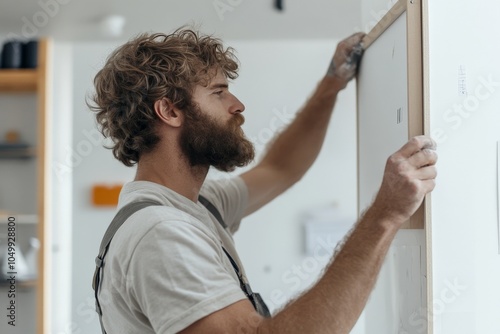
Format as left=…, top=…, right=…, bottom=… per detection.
left=89, top=28, right=239, bottom=166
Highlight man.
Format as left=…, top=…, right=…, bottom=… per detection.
left=90, top=29, right=437, bottom=333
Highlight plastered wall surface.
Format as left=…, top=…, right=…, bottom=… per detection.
left=68, top=39, right=362, bottom=334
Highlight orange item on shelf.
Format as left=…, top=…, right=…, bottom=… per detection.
left=92, top=184, right=123, bottom=206
left=5, top=130, right=21, bottom=143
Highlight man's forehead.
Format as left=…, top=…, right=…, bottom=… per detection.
left=192, top=69, right=229, bottom=93
left=208, top=71, right=228, bottom=86
left=202, top=71, right=229, bottom=89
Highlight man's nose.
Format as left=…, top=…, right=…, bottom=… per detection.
left=230, top=95, right=245, bottom=114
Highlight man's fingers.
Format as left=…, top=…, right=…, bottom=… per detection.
left=397, top=136, right=437, bottom=159
left=328, top=32, right=366, bottom=81
left=343, top=32, right=366, bottom=50
left=408, top=148, right=438, bottom=168
left=415, top=165, right=437, bottom=181
left=339, top=33, right=365, bottom=59
left=336, top=33, right=365, bottom=58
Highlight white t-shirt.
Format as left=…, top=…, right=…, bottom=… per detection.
left=99, top=176, right=250, bottom=333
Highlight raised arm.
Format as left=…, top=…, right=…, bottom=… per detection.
left=240, top=33, right=365, bottom=216
left=181, top=136, right=438, bottom=334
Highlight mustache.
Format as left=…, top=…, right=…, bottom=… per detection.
left=230, top=114, right=245, bottom=127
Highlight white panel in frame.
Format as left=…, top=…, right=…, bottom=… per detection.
left=356, top=0, right=424, bottom=229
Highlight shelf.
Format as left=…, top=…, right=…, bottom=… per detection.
left=0, top=69, right=38, bottom=92
left=0, top=143, right=36, bottom=159
left=0, top=143, right=37, bottom=159
left=0, top=148, right=36, bottom=159
left=0, top=279, right=37, bottom=289
left=0, top=149, right=36, bottom=159
left=0, top=214, right=37, bottom=224
left=19, top=279, right=38, bottom=288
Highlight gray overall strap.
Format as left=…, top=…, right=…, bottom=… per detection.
left=198, top=195, right=227, bottom=229
left=93, top=200, right=161, bottom=334
left=199, top=195, right=271, bottom=318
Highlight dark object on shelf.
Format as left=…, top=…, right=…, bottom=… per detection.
left=0, top=142, right=36, bottom=159
left=1, top=41, right=23, bottom=69
left=22, top=40, right=38, bottom=69
left=275, top=0, right=284, bottom=11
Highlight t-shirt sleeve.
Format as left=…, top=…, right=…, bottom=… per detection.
left=200, top=176, right=249, bottom=234
left=127, top=219, right=247, bottom=334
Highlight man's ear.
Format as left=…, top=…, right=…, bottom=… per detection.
left=154, top=98, right=183, bottom=128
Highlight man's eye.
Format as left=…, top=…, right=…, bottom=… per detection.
left=214, top=91, right=223, bottom=95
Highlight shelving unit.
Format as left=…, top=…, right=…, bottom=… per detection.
left=0, top=70, right=38, bottom=92
left=0, top=39, right=51, bottom=334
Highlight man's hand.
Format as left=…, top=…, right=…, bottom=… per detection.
left=326, top=32, right=365, bottom=89
left=372, top=135, right=438, bottom=224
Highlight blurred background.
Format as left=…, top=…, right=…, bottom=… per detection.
left=0, top=1, right=391, bottom=333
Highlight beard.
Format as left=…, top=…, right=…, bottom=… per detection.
left=180, top=104, right=255, bottom=172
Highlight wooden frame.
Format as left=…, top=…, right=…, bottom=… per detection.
left=421, top=0, right=432, bottom=331
left=356, top=0, right=425, bottom=230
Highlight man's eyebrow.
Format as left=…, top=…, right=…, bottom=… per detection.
left=208, top=83, right=229, bottom=89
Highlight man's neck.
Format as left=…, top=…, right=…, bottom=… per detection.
left=134, top=151, right=209, bottom=203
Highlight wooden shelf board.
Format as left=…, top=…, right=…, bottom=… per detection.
left=0, top=214, right=38, bottom=224
left=19, top=279, right=38, bottom=288
left=0, top=279, right=37, bottom=288
left=0, top=149, right=37, bottom=159
left=0, top=69, right=38, bottom=92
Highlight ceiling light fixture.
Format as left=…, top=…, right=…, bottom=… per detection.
left=100, top=15, right=126, bottom=38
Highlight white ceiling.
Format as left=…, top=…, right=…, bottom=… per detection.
left=0, top=0, right=361, bottom=41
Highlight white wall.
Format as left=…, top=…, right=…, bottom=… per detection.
left=49, top=41, right=74, bottom=334
left=65, top=39, right=361, bottom=333
left=360, top=0, right=500, bottom=333
left=70, top=42, right=133, bottom=334
left=427, top=0, right=500, bottom=333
